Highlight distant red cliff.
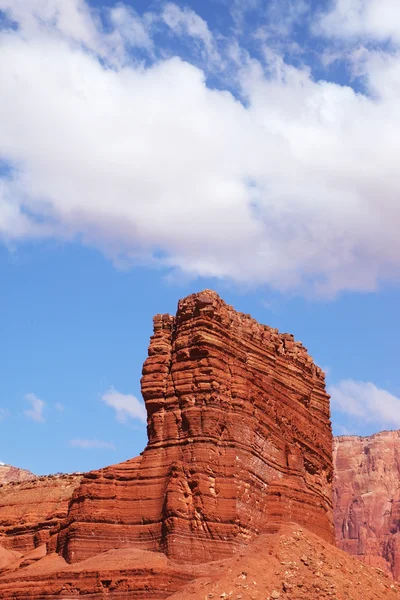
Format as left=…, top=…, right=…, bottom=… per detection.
left=334, top=431, right=400, bottom=579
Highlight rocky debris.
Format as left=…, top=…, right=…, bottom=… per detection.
left=0, top=473, right=82, bottom=554
left=334, top=431, right=400, bottom=579
left=1, top=523, right=399, bottom=599
left=168, top=523, right=400, bottom=600
left=0, top=464, right=35, bottom=485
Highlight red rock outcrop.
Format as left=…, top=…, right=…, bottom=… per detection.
left=0, top=290, right=335, bottom=598
left=56, top=290, right=334, bottom=565
left=0, top=473, right=82, bottom=554
left=1, top=524, right=400, bottom=599
left=334, top=431, right=400, bottom=579
left=0, top=463, right=35, bottom=485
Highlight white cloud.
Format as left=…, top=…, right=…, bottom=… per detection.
left=329, top=380, right=400, bottom=429
left=101, top=388, right=147, bottom=424
left=55, top=402, right=64, bottom=412
left=69, top=438, right=116, bottom=449
left=2, top=2, right=400, bottom=295
left=109, top=4, right=153, bottom=53
left=0, top=461, right=5, bottom=466
left=24, top=393, right=45, bottom=423
left=318, top=0, right=400, bottom=43
left=162, top=3, right=219, bottom=64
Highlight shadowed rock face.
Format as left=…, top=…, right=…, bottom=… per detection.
left=57, top=290, right=334, bottom=564
left=334, top=431, right=400, bottom=579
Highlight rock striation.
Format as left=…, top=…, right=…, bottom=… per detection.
left=0, top=290, right=335, bottom=598
left=56, top=290, right=334, bottom=565
left=0, top=473, right=82, bottom=555
left=334, top=431, right=400, bottom=579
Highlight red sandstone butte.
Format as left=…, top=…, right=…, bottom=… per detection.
left=0, top=290, right=335, bottom=598
left=56, top=289, right=334, bottom=565
left=334, top=431, right=400, bottom=579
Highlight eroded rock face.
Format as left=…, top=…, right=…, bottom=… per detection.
left=0, top=290, right=335, bottom=598
left=0, top=464, right=35, bottom=485
left=0, top=474, right=82, bottom=554
left=57, top=290, right=334, bottom=565
left=334, top=431, right=400, bottom=579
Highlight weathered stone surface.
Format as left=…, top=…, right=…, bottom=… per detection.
left=0, top=464, right=35, bottom=485
left=0, top=473, right=82, bottom=554
left=0, top=290, right=334, bottom=598
left=169, top=523, right=400, bottom=600
left=334, top=431, right=400, bottom=579
left=57, top=290, right=333, bottom=565
left=2, top=524, right=400, bottom=600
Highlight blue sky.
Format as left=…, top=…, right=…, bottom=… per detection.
left=2, top=0, right=400, bottom=475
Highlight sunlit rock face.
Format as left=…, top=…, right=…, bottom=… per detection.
left=0, top=290, right=335, bottom=598
left=334, top=431, right=400, bottom=579
left=0, top=474, right=82, bottom=554
left=57, top=290, right=334, bottom=565
left=0, top=464, right=35, bottom=485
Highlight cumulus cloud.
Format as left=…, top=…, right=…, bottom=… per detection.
left=69, top=438, right=116, bottom=449
left=318, top=0, right=400, bottom=43
left=24, top=393, right=45, bottom=423
left=1, top=1, right=400, bottom=295
left=329, top=380, right=400, bottom=429
left=101, top=388, right=147, bottom=424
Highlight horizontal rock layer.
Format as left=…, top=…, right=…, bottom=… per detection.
left=0, top=290, right=334, bottom=597
left=334, top=431, right=400, bottom=579
left=0, top=474, right=82, bottom=554
left=1, top=524, right=399, bottom=600
left=57, top=290, right=334, bottom=565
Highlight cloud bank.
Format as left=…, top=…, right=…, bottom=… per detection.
left=1, top=0, right=400, bottom=295
left=329, top=379, right=400, bottom=429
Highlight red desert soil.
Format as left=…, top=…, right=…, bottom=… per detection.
left=1, top=523, right=399, bottom=599
left=169, top=523, right=400, bottom=600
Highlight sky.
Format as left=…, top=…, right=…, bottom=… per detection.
left=1, top=0, right=400, bottom=475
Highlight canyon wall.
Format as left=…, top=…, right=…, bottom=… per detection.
left=334, top=431, right=400, bottom=579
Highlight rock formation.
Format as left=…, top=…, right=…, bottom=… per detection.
left=0, top=290, right=335, bottom=598
left=0, top=473, right=82, bottom=555
left=334, top=431, right=400, bottom=579
left=56, top=289, right=334, bottom=565
left=0, top=463, right=35, bottom=485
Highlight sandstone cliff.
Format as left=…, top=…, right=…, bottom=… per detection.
left=0, top=290, right=335, bottom=598
left=56, top=289, right=334, bottom=565
left=334, top=431, right=400, bottom=579
left=0, top=473, right=82, bottom=555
